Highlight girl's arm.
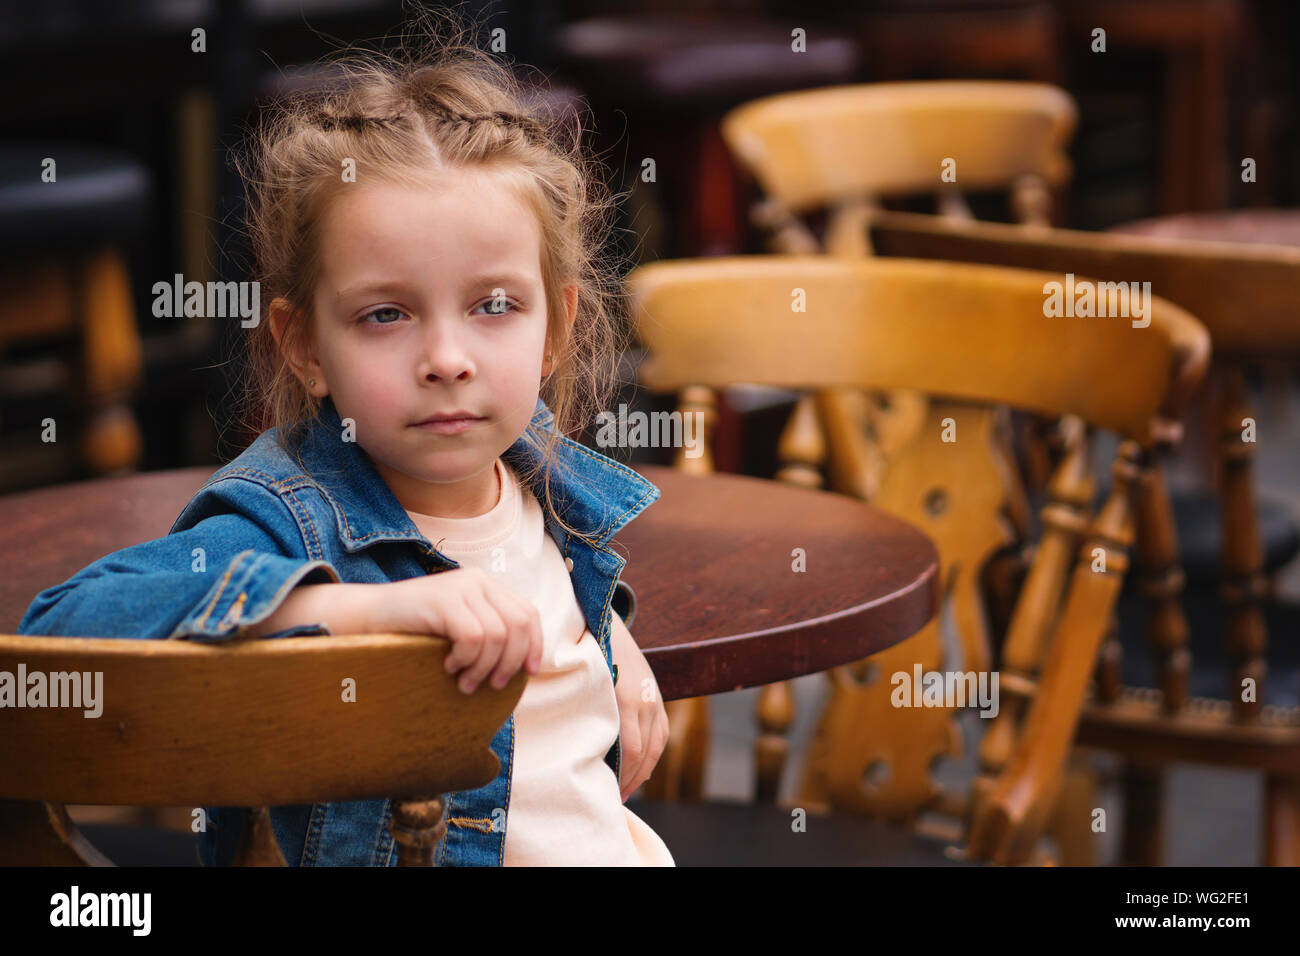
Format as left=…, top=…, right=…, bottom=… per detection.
left=237, top=582, right=375, bottom=640
left=18, top=478, right=339, bottom=642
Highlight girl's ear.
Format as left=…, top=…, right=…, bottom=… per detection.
left=543, top=285, right=579, bottom=379
left=562, top=283, right=578, bottom=331
left=268, top=297, right=327, bottom=397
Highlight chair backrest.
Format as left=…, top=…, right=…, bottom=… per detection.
left=628, top=254, right=1210, bottom=863
left=721, top=80, right=1077, bottom=224
left=0, top=633, right=522, bottom=866
left=867, top=209, right=1300, bottom=755
left=630, top=255, right=1205, bottom=445
left=719, top=80, right=1081, bottom=688
left=868, top=210, right=1300, bottom=361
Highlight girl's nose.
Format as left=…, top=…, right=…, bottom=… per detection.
left=419, top=331, right=475, bottom=382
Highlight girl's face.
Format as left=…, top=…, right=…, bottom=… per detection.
left=272, top=166, right=575, bottom=518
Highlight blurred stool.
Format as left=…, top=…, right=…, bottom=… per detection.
left=0, top=144, right=151, bottom=484
left=553, top=16, right=863, bottom=260
left=854, top=0, right=1064, bottom=83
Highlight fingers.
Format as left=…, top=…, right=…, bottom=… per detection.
left=437, top=572, right=541, bottom=695
left=453, top=591, right=510, bottom=694
left=486, top=597, right=539, bottom=689
left=619, top=713, right=646, bottom=802
left=441, top=597, right=490, bottom=677
left=621, top=704, right=670, bottom=802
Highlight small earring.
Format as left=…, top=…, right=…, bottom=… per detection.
left=308, top=378, right=316, bottom=387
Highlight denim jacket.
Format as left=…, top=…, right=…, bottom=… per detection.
left=18, top=395, right=661, bottom=866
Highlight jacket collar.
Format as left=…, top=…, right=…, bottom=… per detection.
left=294, top=395, right=659, bottom=554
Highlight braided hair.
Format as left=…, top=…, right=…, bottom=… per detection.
left=308, top=105, right=546, bottom=145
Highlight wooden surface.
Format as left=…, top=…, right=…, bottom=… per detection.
left=721, top=80, right=1076, bottom=213
left=0, top=463, right=940, bottom=702
left=628, top=254, right=1208, bottom=445
left=0, top=631, right=521, bottom=807
left=1111, top=209, right=1300, bottom=247
left=869, top=210, right=1300, bottom=360
left=619, top=465, right=938, bottom=698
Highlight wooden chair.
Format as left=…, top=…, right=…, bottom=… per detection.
left=0, top=146, right=150, bottom=488
left=0, top=632, right=523, bottom=866
left=626, top=254, right=1208, bottom=864
left=866, top=209, right=1300, bottom=864
left=637, top=81, right=1078, bottom=811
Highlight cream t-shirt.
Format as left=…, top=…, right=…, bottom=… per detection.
left=404, top=456, right=675, bottom=866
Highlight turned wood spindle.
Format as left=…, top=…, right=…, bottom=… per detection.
left=390, top=795, right=447, bottom=867
left=233, top=806, right=288, bottom=866
left=1217, top=365, right=1268, bottom=722
left=1133, top=458, right=1192, bottom=714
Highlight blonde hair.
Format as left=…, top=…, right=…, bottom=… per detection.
left=231, top=9, right=629, bottom=549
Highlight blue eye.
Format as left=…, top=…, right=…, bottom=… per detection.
left=360, top=307, right=403, bottom=325
left=477, top=297, right=518, bottom=316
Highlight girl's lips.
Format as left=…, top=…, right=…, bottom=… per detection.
left=412, top=416, right=483, bottom=435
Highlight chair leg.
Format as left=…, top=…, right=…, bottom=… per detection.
left=1046, top=750, right=1099, bottom=866
left=756, top=680, right=794, bottom=803
left=642, top=696, right=709, bottom=801
left=1263, top=773, right=1300, bottom=866
left=1120, top=760, right=1164, bottom=865
left=1217, top=364, right=1268, bottom=720
left=75, top=247, right=143, bottom=475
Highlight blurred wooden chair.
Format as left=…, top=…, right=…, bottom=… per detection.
left=627, top=254, right=1208, bottom=864
left=0, top=633, right=522, bottom=866
left=0, top=145, right=150, bottom=487
left=867, top=209, right=1300, bottom=864
left=637, top=81, right=1078, bottom=814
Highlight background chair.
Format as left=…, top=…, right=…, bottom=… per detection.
left=640, top=81, right=1078, bottom=819
left=867, top=209, right=1300, bottom=864
left=627, top=253, right=1208, bottom=863
left=0, top=632, right=523, bottom=866
left=0, top=144, right=152, bottom=490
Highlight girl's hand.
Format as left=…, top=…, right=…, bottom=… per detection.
left=609, top=610, right=668, bottom=802
left=369, top=568, right=544, bottom=694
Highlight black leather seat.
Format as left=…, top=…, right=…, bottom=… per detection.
left=1047, top=481, right=1299, bottom=589
left=553, top=17, right=862, bottom=111
left=1168, top=489, right=1300, bottom=586
left=629, top=798, right=980, bottom=866
left=1116, top=592, right=1300, bottom=708
left=0, top=145, right=152, bottom=254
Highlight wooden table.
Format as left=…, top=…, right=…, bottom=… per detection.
left=621, top=465, right=937, bottom=699
left=1111, top=208, right=1300, bottom=247
left=0, top=464, right=939, bottom=700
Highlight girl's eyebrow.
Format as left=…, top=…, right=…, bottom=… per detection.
left=335, top=281, right=408, bottom=300
left=463, top=270, right=537, bottom=288
left=335, top=272, right=537, bottom=300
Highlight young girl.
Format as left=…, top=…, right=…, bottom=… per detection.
left=18, top=27, right=674, bottom=867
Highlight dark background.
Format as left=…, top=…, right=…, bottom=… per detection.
left=0, top=0, right=1294, bottom=488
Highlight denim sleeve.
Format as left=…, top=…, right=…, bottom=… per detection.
left=16, top=476, right=341, bottom=642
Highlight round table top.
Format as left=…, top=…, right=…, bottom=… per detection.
left=621, top=465, right=937, bottom=698
left=1110, top=208, right=1300, bottom=248
left=0, top=464, right=939, bottom=701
